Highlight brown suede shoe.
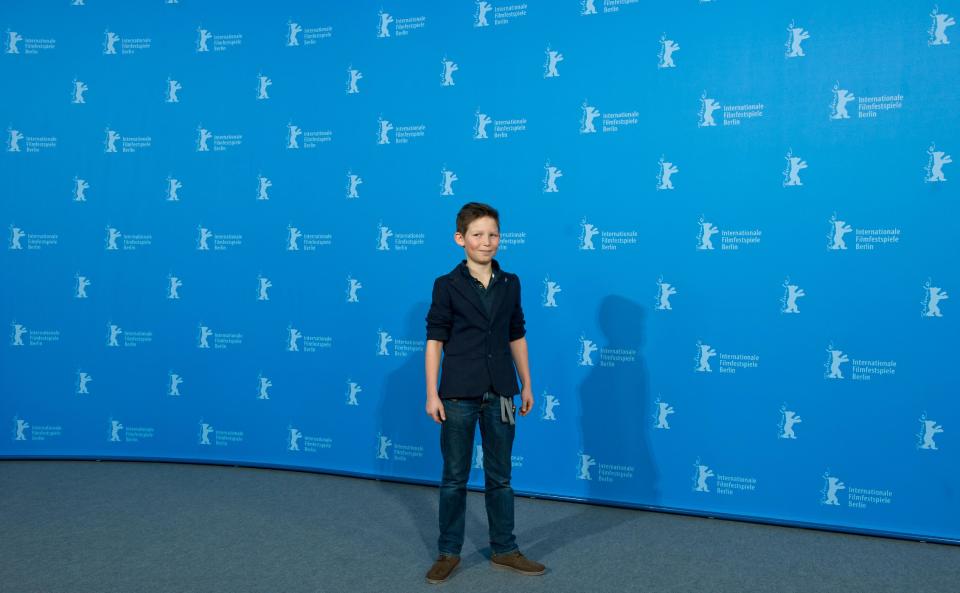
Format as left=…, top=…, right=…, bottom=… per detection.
left=426, top=555, right=460, bottom=584
left=490, top=550, right=545, bottom=575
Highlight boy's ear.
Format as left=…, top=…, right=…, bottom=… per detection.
left=454, top=231, right=465, bottom=246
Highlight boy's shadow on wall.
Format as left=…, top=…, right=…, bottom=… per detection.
left=519, top=295, right=659, bottom=560
left=580, top=295, right=658, bottom=502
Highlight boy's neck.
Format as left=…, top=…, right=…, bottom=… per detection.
left=465, top=258, right=493, bottom=279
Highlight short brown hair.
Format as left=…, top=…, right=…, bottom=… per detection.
left=456, top=202, right=500, bottom=236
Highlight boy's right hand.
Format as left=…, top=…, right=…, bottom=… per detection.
left=425, top=396, right=446, bottom=424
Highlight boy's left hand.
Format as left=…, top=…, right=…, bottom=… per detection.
left=519, top=387, right=534, bottom=416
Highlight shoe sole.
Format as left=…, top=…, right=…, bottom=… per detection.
left=490, top=560, right=545, bottom=576
left=426, top=565, right=459, bottom=584
left=426, top=576, right=451, bottom=585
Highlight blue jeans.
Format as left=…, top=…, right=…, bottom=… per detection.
left=438, top=392, right=518, bottom=557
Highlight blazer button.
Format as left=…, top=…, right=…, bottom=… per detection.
left=487, top=354, right=492, bottom=358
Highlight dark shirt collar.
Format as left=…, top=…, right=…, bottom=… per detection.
left=459, top=259, right=501, bottom=288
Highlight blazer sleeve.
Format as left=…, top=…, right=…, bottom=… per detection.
left=508, top=275, right=526, bottom=341
left=425, top=277, right=453, bottom=342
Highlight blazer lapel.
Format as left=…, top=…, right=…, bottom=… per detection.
left=489, top=274, right=508, bottom=323
left=450, top=272, right=489, bottom=320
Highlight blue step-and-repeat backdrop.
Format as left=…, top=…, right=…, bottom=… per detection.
left=2, top=1, right=957, bottom=543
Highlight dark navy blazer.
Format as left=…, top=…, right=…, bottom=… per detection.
left=425, top=260, right=526, bottom=398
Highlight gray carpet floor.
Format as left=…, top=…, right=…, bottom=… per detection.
left=1, top=460, right=957, bottom=593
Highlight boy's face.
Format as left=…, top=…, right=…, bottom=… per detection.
left=455, top=216, right=500, bottom=266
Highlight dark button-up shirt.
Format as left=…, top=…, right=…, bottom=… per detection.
left=459, top=260, right=501, bottom=319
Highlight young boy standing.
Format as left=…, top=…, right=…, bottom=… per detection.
left=423, top=202, right=546, bottom=584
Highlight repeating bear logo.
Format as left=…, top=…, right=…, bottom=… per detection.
left=658, top=35, right=679, bottom=68
left=785, top=21, right=810, bottom=57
